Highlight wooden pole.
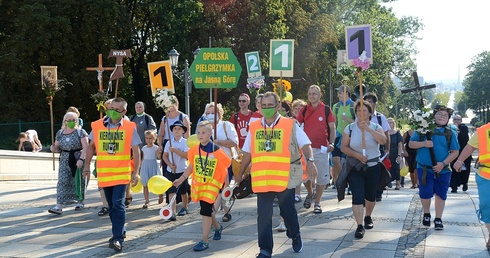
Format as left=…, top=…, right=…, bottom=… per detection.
left=49, top=98, right=55, bottom=170
left=359, top=71, right=366, bottom=155
left=213, top=89, right=218, bottom=140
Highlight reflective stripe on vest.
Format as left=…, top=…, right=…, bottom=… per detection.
left=187, top=146, right=227, bottom=204
left=249, top=117, right=293, bottom=193
left=92, top=119, right=135, bottom=188
left=477, top=124, right=490, bottom=179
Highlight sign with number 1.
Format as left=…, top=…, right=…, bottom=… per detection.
left=245, top=51, right=262, bottom=78
left=345, top=25, right=373, bottom=65
left=147, top=60, right=174, bottom=95
left=269, top=39, right=294, bottom=77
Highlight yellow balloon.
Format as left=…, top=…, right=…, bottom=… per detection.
left=187, top=134, right=199, bottom=148
left=285, top=91, right=293, bottom=102
left=400, top=166, right=409, bottom=177
left=148, top=175, right=173, bottom=195
left=131, top=175, right=143, bottom=193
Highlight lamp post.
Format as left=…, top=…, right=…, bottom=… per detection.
left=168, top=46, right=201, bottom=117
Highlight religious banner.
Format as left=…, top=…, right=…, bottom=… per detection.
left=108, top=49, right=132, bottom=97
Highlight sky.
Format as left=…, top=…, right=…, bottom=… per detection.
left=383, top=0, right=488, bottom=83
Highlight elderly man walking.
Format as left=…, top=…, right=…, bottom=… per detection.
left=236, top=91, right=318, bottom=258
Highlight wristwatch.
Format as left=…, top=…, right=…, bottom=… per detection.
left=307, top=157, right=315, bottom=162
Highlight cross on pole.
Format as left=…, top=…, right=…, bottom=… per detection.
left=86, top=54, right=115, bottom=117
left=86, top=54, right=115, bottom=93
left=401, top=72, right=436, bottom=107
left=108, top=49, right=132, bottom=97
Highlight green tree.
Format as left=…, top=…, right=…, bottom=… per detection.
left=461, top=51, right=490, bottom=116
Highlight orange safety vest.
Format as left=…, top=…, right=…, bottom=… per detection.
left=188, top=145, right=231, bottom=204
left=477, top=123, right=490, bottom=179
left=92, top=119, right=136, bottom=187
left=249, top=117, right=294, bottom=193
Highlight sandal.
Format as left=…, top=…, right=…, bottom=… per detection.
left=98, top=207, right=109, bottom=216
left=222, top=213, right=232, bottom=222
left=303, top=193, right=313, bottom=209
left=142, top=203, right=149, bottom=209
left=124, top=196, right=133, bottom=207
left=158, top=194, right=164, bottom=204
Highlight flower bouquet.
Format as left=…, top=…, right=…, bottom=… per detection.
left=246, top=79, right=264, bottom=95
left=352, top=50, right=371, bottom=71
left=272, top=79, right=291, bottom=100
left=90, top=90, right=110, bottom=111
left=153, top=89, right=176, bottom=111
left=42, top=76, right=67, bottom=101
left=338, top=64, right=356, bottom=82
left=408, top=106, right=437, bottom=168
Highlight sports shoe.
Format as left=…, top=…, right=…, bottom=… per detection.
left=451, top=188, right=458, bottom=193
left=109, top=240, right=122, bottom=252
left=169, top=214, right=176, bottom=221
left=48, top=206, right=62, bottom=215
left=354, top=224, right=365, bottom=238
left=313, top=204, right=322, bottom=214
left=434, top=218, right=444, bottom=230
left=423, top=213, right=431, bottom=227
left=364, top=216, right=374, bottom=229
left=256, top=254, right=271, bottom=258
left=463, top=184, right=468, bottom=192
left=74, top=203, right=84, bottom=211
left=294, top=194, right=302, bottom=203
left=177, top=207, right=188, bottom=216
left=275, top=221, right=287, bottom=232
left=292, top=234, right=303, bottom=252
left=193, top=240, right=209, bottom=251
left=213, top=224, right=223, bottom=240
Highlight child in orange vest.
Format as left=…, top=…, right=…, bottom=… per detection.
left=173, top=120, right=231, bottom=251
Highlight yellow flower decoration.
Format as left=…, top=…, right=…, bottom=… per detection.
left=273, top=79, right=291, bottom=93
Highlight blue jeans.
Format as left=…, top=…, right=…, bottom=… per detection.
left=257, top=188, right=300, bottom=256
left=104, top=184, right=127, bottom=242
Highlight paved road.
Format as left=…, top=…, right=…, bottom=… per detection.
left=0, top=172, right=489, bottom=257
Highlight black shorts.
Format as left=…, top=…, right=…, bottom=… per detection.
left=332, top=137, right=345, bottom=158
left=200, top=200, right=214, bottom=217
left=164, top=171, right=188, bottom=195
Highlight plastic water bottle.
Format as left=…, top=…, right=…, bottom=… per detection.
left=461, top=164, right=467, bottom=171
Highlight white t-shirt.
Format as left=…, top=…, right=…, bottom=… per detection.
left=213, top=120, right=239, bottom=158
left=164, top=137, right=189, bottom=173
left=242, top=116, right=311, bottom=153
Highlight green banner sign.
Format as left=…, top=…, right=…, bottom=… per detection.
left=190, top=48, right=242, bottom=89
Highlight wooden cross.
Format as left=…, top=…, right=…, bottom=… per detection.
left=86, top=54, right=114, bottom=93
left=401, top=72, right=436, bottom=107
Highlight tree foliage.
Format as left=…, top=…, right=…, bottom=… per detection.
left=460, top=51, right=490, bottom=123
left=0, top=0, right=423, bottom=138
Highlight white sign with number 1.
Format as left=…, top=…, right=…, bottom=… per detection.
left=269, top=39, right=294, bottom=77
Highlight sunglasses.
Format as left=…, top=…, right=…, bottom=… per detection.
left=238, top=100, right=247, bottom=103
left=66, top=119, right=76, bottom=122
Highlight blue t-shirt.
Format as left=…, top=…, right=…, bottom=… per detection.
left=411, top=127, right=459, bottom=174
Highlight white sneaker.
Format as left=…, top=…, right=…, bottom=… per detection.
left=276, top=222, right=287, bottom=232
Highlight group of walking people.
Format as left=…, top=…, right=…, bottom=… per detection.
left=42, top=84, right=490, bottom=255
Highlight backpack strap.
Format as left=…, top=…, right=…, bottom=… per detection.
left=376, top=113, right=382, bottom=126
left=129, top=114, right=136, bottom=121
left=233, top=112, right=239, bottom=129
left=325, top=105, right=331, bottom=141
